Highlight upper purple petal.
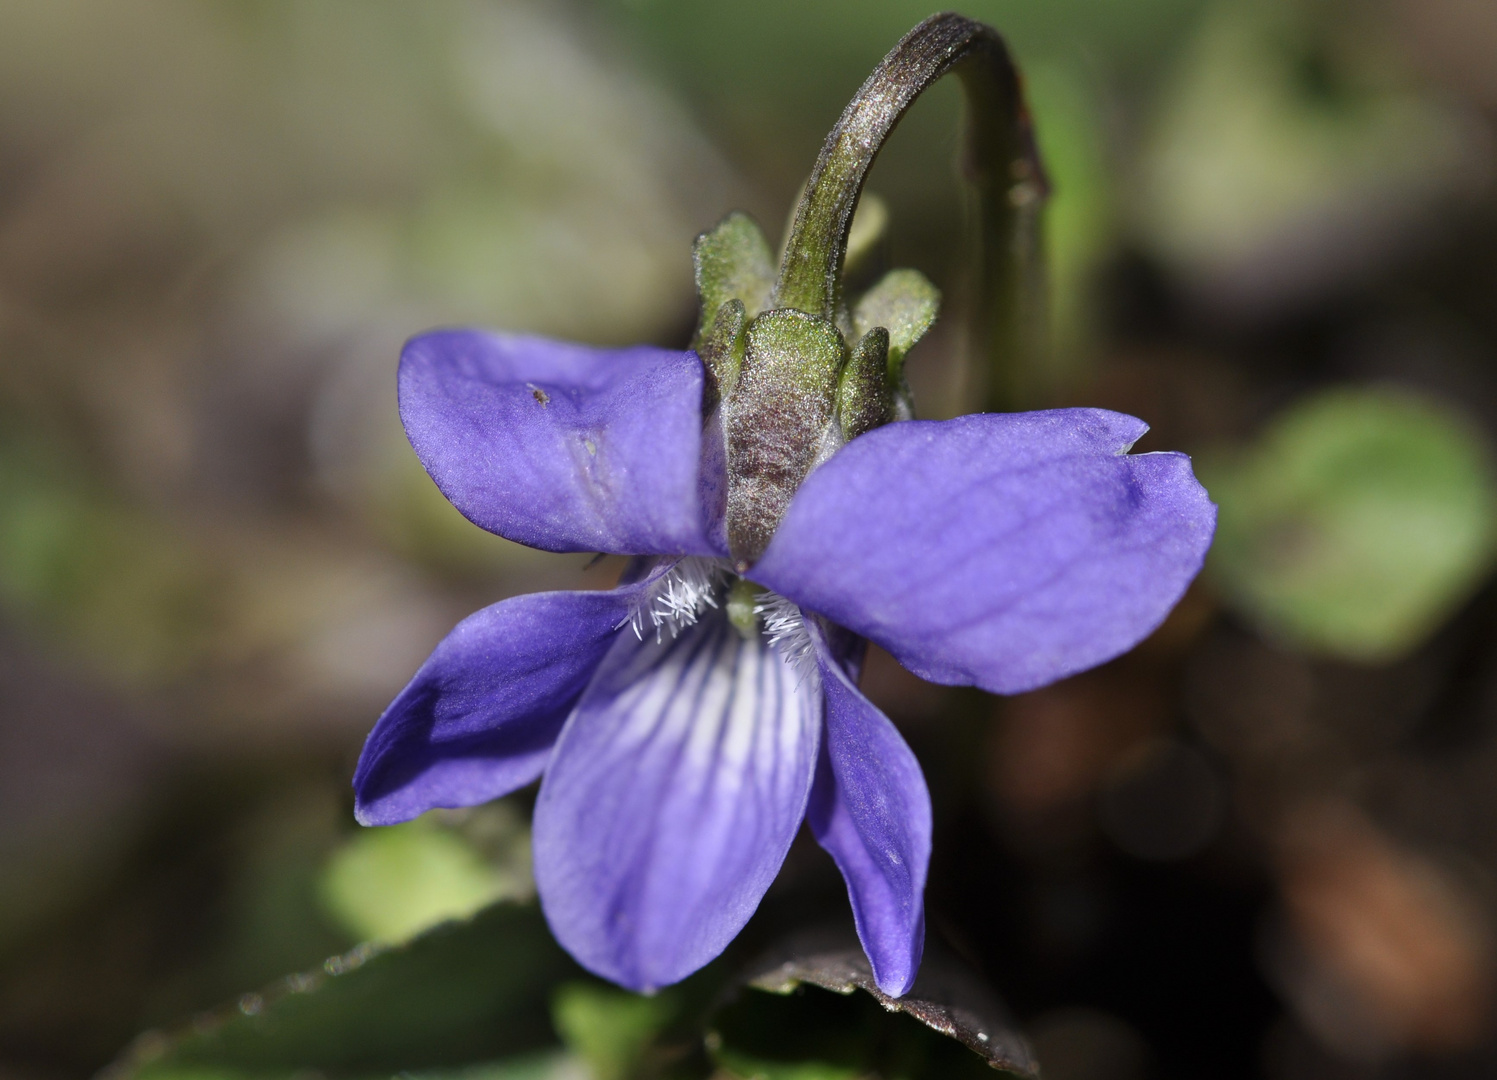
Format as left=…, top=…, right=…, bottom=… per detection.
left=805, top=622, right=931, bottom=997
left=400, top=330, right=719, bottom=555
left=353, top=585, right=638, bottom=826
left=752, top=409, right=1217, bottom=695
left=532, top=610, right=820, bottom=992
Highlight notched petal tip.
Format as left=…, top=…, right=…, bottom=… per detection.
left=755, top=409, right=1216, bottom=695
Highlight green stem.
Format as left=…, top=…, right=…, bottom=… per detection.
left=772, top=12, right=1047, bottom=411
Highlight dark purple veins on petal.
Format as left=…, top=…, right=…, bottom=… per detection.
left=532, top=609, right=821, bottom=992
left=399, top=330, right=720, bottom=556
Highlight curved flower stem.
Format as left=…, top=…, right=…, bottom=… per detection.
left=772, top=12, right=1048, bottom=412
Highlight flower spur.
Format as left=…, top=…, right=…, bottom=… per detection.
left=351, top=13, right=1216, bottom=997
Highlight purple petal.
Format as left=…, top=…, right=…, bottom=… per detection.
left=533, top=611, right=820, bottom=991
left=354, top=586, right=639, bottom=826
left=753, top=410, right=1217, bottom=695
left=806, top=623, right=931, bottom=997
left=400, top=330, right=720, bottom=555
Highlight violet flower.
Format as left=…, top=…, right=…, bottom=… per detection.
left=351, top=14, right=1216, bottom=998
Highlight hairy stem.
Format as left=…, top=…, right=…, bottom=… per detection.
left=772, top=12, right=1047, bottom=411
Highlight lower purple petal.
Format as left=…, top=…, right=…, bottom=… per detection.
left=533, top=610, right=821, bottom=992
left=806, top=622, right=931, bottom=997
left=353, top=586, right=638, bottom=826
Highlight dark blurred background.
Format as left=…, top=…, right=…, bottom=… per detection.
left=3, top=2, right=1497, bottom=1078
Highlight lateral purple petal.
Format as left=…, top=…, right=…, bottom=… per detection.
left=400, top=330, right=718, bottom=555
left=533, top=612, right=820, bottom=992
left=353, top=586, right=637, bottom=826
left=806, top=624, right=930, bottom=997
left=754, top=410, right=1217, bottom=695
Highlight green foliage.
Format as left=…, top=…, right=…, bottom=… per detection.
left=0, top=430, right=219, bottom=683
left=1023, top=61, right=1112, bottom=363
left=319, top=807, right=533, bottom=945
left=707, top=947, right=1035, bottom=1080
left=1136, top=0, right=1483, bottom=280
left=404, top=1054, right=583, bottom=1080
left=119, top=903, right=579, bottom=1080
left=710, top=985, right=1018, bottom=1080
left=1204, top=386, right=1497, bottom=660
left=551, top=982, right=675, bottom=1080
left=112, top=911, right=1025, bottom=1080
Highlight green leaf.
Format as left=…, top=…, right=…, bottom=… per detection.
left=116, top=902, right=581, bottom=1080
left=709, top=947, right=1036, bottom=1080
left=693, top=211, right=775, bottom=350
left=318, top=807, right=532, bottom=945
left=1024, top=61, right=1113, bottom=362
left=404, top=1053, right=585, bottom=1080
left=1135, top=0, right=1485, bottom=290
left=133, top=1052, right=582, bottom=1080
left=1204, top=386, right=1497, bottom=660
left=851, top=268, right=940, bottom=376
left=0, top=429, right=221, bottom=684
left=551, top=982, right=675, bottom=1080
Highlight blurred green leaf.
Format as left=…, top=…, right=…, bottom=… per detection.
left=1135, top=0, right=1487, bottom=289
left=117, top=902, right=581, bottom=1080
left=1024, top=61, right=1112, bottom=362
left=131, top=1051, right=583, bottom=1080
left=404, top=1054, right=587, bottom=1080
left=0, top=431, right=219, bottom=683
left=551, top=982, right=674, bottom=1080
left=319, top=807, right=533, bottom=945
left=404, top=1053, right=581, bottom=1080
left=375, top=438, right=562, bottom=580
left=1204, top=386, right=1497, bottom=660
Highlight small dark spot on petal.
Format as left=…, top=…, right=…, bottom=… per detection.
left=529, top=384, right=550, bottom=406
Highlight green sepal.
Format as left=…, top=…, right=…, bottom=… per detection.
left=692, top=211, right=775, bottom=351
left=1203, top=387, right=1497, bottom=661
left=852, top=268, right=940, bottom=380
left=838, top=327, right=893, bottom=441
left=723, top=309, right=846, bottom=568
left=698, top=298, right=746, bottom=411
